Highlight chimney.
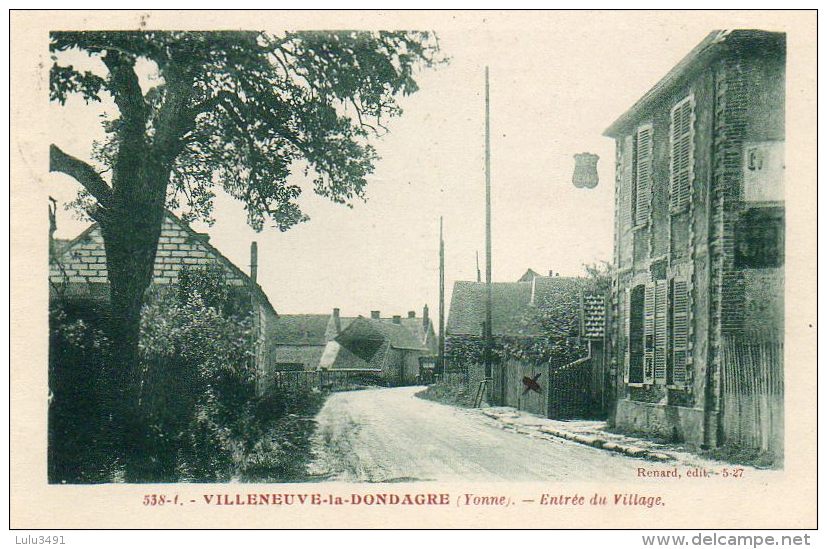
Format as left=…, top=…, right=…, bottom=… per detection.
left=392, top=315, right=401, bottom=324
left=423, top=304, right=430, bottom=329
left=333, top=308, right=341, bottom=334
left=197, top=232, right=210, bottom=243
left=408, top=310, right=416, bottom=319
left=250, top=241, right=258, bottom=283
left=548, top=270, right=553, bottom=277
left=371, top=310, right=380, bottom=320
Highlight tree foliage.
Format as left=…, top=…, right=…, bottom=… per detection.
left=48, top=31, right=442, bottom=478
left=50, top=30, right=443, bottom=230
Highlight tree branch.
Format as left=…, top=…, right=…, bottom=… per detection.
left=101, top=50, right=148, bottom=126
left=49, top=144, right=113, bottom=208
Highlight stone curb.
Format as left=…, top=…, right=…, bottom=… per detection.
left=481, top=410, right=674, bottom=462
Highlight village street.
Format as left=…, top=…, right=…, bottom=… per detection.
left=309, top=386, right=653, bottom=482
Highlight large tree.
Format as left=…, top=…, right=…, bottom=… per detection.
left=49, top=30, right=441, bottom=478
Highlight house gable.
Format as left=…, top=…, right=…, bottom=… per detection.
left=49, top=211, right=275, bottom=315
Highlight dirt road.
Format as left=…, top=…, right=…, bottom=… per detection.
left=309, top=386, right=652, bottom=482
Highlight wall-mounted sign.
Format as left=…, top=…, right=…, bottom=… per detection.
left=743, top=141, right=784, bottom=203
left=572, top=152, right=600, bottom=189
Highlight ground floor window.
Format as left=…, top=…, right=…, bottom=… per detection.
left=628, top=285, right=645, bottom=384
left=625, top=278, right=689, bottom=388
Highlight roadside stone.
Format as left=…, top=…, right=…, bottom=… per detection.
left=622, top=446, right=647, bottom=457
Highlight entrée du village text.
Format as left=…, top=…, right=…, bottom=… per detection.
left=148, top=492, right=665, bottom=509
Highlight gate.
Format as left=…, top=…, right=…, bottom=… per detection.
left=720, top=336, right=783, bottom=456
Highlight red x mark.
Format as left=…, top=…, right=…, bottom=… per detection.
left=522, top=373, right=542, bottom=395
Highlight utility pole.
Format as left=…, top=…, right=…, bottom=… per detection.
left=476, top=251, right=481, bottom=283
left=484, top=66, right=494, bottom=403
left=438, top=216, right=445, bottom=375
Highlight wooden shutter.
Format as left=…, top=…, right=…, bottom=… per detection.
left=634, top=125, right=653, bottom=227
left=671, top=278, right=689, bottom=386
left=670, top=97, right=693, bottom=212
left=643, top=283, right=655, bottom=384
left=623, top=288, right=630, bottom=383
left=654, top=280, right=668, bottom=383
left=620, top=135, right=634, bottom=231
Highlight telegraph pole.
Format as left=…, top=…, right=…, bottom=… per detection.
left=484, top=66, right=494, bottom=402
left=438, top=216, right=445, bottom=375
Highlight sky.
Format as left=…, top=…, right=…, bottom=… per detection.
left=45, top=14, right=780, bottom=318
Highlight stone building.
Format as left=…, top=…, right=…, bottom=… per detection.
left=49, top=211, right=279, bottom=391
left=604, top=30, right=785, bottom=458
left=271, top=307, right=436, bottom=374
left=445, top=271, right=607, bottom=417
left=332, top=313, right=434, bottom=386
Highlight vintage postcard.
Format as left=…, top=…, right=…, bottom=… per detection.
left=10, top=10, right=817, bottom=529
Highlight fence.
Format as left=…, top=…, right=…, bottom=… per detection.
left=547, top=356, right=596, bottom=419
left=720, top=336, right=783, bottom=457
left=494, top=356, right=599, bottom=419
left=498, top=358, right=549, bottom=416
left=270, top=368, right=386, bottom=392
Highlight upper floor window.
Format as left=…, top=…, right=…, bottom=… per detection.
left=632, top=124, right=653, bottom=227
left=669, top=94, right=694, bottom=213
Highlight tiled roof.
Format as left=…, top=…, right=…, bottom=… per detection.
left=334, top=317, right=430, bottom=364
left=447, top=276, right=600, bottom=337
left=518, top=268, right=541, bottom=282
left=532, top=276, right=597, bottom=308
left=323, top=315, right=357, bottom=342
left=271, top=314, right=331, bottom=345
left=446, top=281, right=534, bottom=337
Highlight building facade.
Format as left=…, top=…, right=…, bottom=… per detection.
left=49, top=211, right=279, bottom=392
left=272, top=307, right=436, bottom=375
left=333, top=314, right=434, bottom=386
left=604, top=30, right=785, bottom=457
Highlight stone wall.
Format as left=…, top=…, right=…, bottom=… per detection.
left=614, top=398, right=706, bottom=446
left=50, top=215, right=246, bottom=289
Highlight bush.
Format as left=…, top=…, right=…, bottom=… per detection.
left=138, top=265, right=258, bottom=482
left=48, top=300, right=119, bottom=483
left=50, top=265, right=328, bottom=483
left=237, top=386, right=326, bottom=482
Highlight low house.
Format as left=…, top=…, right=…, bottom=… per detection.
left=272, top=306, right=437, bottom=375
left=603, top=30, right=785, bottom=459
left=271, top=314, right=340, bottom=372
left=333, top=313, right=434, bottom=386
left=49, top=211, right=278, bottom=392
left=445, top=270, right=607, bottom=417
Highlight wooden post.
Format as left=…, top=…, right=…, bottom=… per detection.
left=438, top=217, right=445, bottom=374
left=483, top=66, right=494, bottom=404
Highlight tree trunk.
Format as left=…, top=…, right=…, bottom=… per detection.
left=51, top=57, right=192, bottom=481
left=99, top=170, right=167, bottom=482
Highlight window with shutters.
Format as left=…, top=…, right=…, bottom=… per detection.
left=668, top=277, right=689, bottom=386
left=643, top=284, right=655, bottom=383
left=632, top=124, right=653, bottom=227
left=620, top=134, right=634, bottom=232
left=653, top=280, right=668, bottom=383
left=628, top=285, right=646, bottom=384
left=669, top=95, right=694, bottom=213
